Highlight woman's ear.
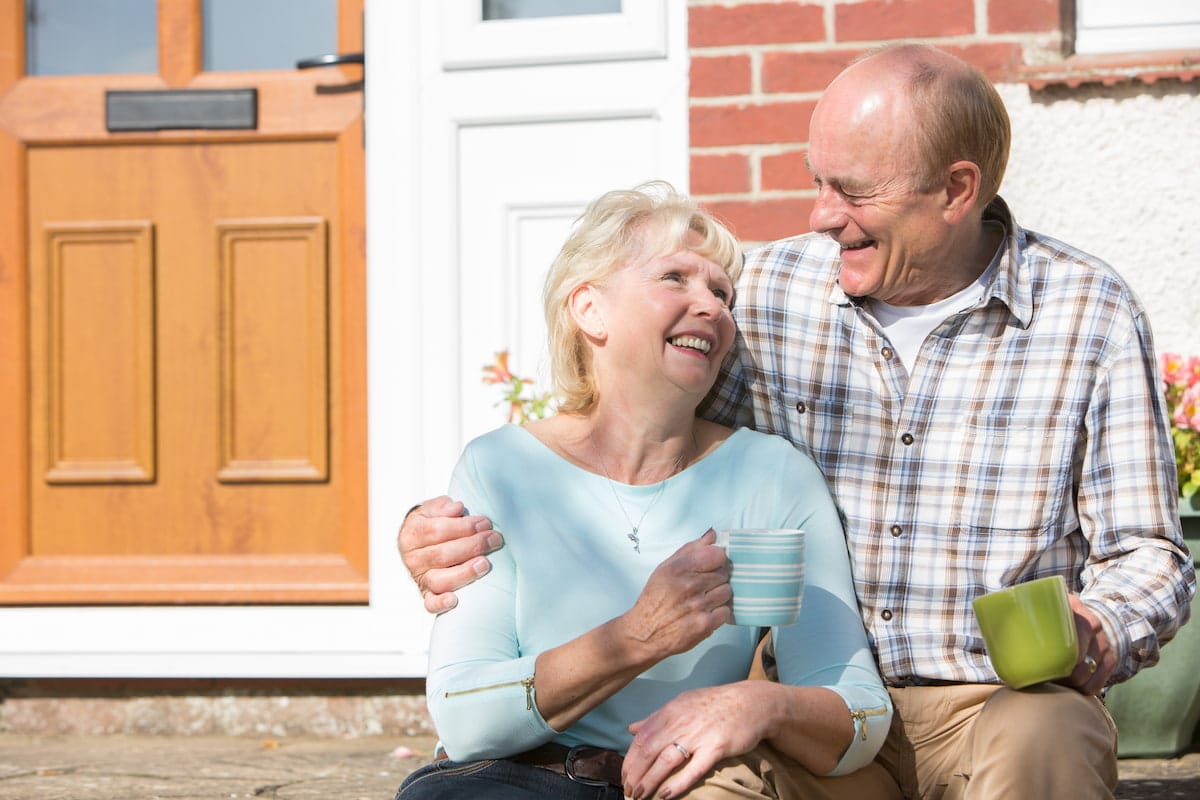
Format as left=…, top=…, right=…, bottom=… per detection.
left=569, top=283, right=607, bottom=341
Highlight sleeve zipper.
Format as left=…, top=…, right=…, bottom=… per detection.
left=444, top=677, right=536, bottom=710
left=849, top=705, right=889, bottom=740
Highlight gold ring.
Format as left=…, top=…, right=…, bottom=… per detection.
left=1083, top=654, right=1098, bottom=675
left=672, top=741, right=691, bottom=760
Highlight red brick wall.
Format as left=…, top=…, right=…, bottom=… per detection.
left=687, top=0, right=1062, bottom=243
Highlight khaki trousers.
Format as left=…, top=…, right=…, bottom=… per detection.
left=877, top=683, right=1118, bottom=800
left=671, top=636, right=903, bottom=800
left=674, top=741, right=903, bottom=800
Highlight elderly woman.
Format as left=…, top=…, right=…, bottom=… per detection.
left=396, top=183, right=895, bottom=800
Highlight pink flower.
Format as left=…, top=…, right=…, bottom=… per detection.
left=1187, top=356, right=1200, bottom=388
left=482, top=351, right=514, bottom=385
left=1163, top=352, right=1188, bottom=387
left=1164, top=353, right=1200, bottom=497
left=1177, top=384, right=1200, bottom=432
left=481, top=349, right=554, bottom=425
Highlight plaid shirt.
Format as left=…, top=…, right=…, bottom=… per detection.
left=700, top=197, right=1196, bottom=686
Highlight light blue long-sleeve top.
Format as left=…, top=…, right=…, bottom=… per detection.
left=425, top=424, right=891, bottom=775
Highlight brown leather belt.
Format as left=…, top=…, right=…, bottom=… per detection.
left=512, top=743, right=624, bottom=787
left=438, top=742, right=624, bottom=787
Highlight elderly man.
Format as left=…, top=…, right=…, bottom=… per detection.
left=399, top=44, right=1195, bottom=799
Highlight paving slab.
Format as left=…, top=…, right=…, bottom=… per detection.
left=0, top=734, right=437, bottom=800
left=0, top=734, right=1196, bottom=799
left=1111, top=751, right=1200, bottom=800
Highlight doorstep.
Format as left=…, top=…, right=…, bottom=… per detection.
left=0, top=678, right=435, bottom=737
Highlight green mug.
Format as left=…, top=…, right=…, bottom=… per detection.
left=972, top=575, right=1079, bottom=689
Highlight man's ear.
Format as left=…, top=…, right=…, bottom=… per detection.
left=568, top=283, right=606, bottom=341
left=943, top=160, right=982, bottom=223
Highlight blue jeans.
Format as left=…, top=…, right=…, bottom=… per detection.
left=396, top=757, right=624, bottom=800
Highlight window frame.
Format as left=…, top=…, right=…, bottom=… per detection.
left=440, top=0, right=667, bottom=70
left=1074, top=0, right=1200, bottom=55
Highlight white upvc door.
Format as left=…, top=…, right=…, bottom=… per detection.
left=0, top=0, right=688, bottom=678
left=410, top=0, right=690, bottom=489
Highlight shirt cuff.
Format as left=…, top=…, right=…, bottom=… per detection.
left=1082, top=598, right=1129, bottom=681
left=824, top=685, right=893, bottom=776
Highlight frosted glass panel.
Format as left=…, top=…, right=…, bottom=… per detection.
left=203, top=0, right=337, bottom=71
left=482, top=0, right=621, bottom=20
left=25, top=0, right=157, bottom=76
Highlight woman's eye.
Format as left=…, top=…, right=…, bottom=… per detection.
left=663, top=272, right=684, bottom=283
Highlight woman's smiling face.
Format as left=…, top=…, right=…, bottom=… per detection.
left=594, top=243, right=736, bottom=400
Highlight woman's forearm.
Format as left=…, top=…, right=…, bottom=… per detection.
left=533, top=613, right=667, bottom=731
left=758, top=683, right=856, bottom=776
left=533, top=534, right=732, bottom=732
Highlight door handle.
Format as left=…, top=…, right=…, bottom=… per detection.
left=296, top=52, right=364, bottom=69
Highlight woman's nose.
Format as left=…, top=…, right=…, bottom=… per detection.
left=693, top=288, right=723, bottom=316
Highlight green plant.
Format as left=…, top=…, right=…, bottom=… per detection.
left=482, top=350, right=554, bottom=425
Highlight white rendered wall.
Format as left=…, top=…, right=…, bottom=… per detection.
left=997, top=80, right=1200, bottom=358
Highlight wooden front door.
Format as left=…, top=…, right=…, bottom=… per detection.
left=0, top=0, right=367, bottom=604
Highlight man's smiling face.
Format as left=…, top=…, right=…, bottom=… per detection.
left=805, top=63, right=958, bottom=307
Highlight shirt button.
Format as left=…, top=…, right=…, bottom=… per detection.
left=795, top=401, right=806, bottom=414
left=881, top=609, right=893, bottom=621
left=901, top=433, right=914, bottom=445
left=890, top=525, right=903, bottom=537
left=881, top=346, right=894, bottom=360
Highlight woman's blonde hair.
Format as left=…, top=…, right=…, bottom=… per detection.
left=543, top=181, right=742, bottom=414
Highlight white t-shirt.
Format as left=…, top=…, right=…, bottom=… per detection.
left=866, top=233, right=1003, bottom=372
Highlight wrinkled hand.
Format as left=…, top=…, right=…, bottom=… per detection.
left=1062, top=593, right=1116, bottom=695
left=621, top=529, right=732, bottom=661
left=623, top=682, right=768, bottom=800
left=397, top=496, right=503, bottom=613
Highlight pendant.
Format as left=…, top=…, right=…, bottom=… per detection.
left=628, top=528, right=641, bottom=553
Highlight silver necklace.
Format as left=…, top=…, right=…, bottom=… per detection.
left=590, top=430, right=689, bottom=553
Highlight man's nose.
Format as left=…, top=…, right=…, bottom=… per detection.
left=808, top=185, right=845, bottom=234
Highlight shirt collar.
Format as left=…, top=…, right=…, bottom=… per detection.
left=981, top=196, right=1033, bottom=329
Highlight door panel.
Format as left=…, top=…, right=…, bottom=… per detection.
left=41, top=219, right=157, bottom=484
left=0, top=0, right=366, bottom=604
left=457, top=117, right=666, bottom=442
left=216, top=216, right=330, bottom=483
